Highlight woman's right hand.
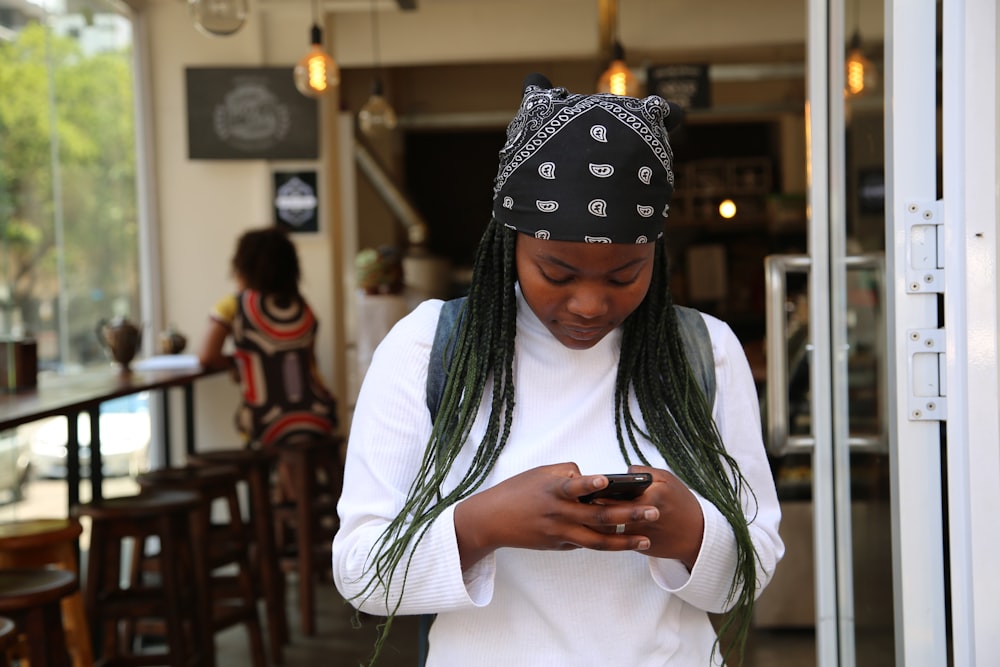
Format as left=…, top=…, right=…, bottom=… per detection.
left=453, top=462, right=659, bottom=570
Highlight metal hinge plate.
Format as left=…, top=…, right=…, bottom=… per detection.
left=905, top=200, right=944, bottom=294
left=907, top=327, right=947, bottom=421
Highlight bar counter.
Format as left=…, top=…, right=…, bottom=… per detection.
left=0, top=360, right=224, bottom=512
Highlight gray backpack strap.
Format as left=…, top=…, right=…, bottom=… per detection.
left=673, top=305, right=716, bottom=405
left=426, top=297, right=467, bottom=422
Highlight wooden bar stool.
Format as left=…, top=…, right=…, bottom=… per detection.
left=186, top=447, right=288, bottom=664
left=0, top=616, right=16, bottom=667
left=0, top=518, right=94, bottom=667
left=272, top=435, right=344, bottom=637
left=0, top=568, right=78, bottom=667
left=136, top=464, right=267, bottom=667
left=73, top=489, right=207, bottom=667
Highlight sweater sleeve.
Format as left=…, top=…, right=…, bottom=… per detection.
left=648, top=313, right=785, bottom=613
left=331, top=300, right=494, bottom=616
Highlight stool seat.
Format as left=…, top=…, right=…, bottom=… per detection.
left=0, top=518, right=82, bottom=548
left=0, top=568, right=78, bottom=667
left=0, top=569, right=77, bottom=611
left=0, top=518, right=92, bottom=667
left=75, top=488, right=201, bottom=521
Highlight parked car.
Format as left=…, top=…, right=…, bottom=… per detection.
left=0, top=428, right=31, bottom=502
left=29, top=392, right=151, bottom=479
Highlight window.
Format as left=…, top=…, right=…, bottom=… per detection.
left=1, top=0, right=146, bottom=518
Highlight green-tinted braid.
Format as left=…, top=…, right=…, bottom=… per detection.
left=354, top=219, right=759, bottom=666
left=616, top=236, right=759, bottom=664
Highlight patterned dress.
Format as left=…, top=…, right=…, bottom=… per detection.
left=212, top=290, right=338, bottom=447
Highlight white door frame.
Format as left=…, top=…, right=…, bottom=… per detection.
left=884, top=0, right=948, bottom=664
left=941, top=0, right=1000, bottom=664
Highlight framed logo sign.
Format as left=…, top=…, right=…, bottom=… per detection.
left=186, top=67, right=319, bottom=160
left=273, top=170, right=319, bottom=234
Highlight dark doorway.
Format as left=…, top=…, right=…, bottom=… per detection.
left=404, top=129, right=506, bottom=269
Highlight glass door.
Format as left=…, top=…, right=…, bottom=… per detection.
left=756, top=0, right=905, bottom=665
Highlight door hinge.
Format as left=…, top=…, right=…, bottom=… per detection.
left=907, top=327, right=947, bottom=421
left=905, top=199, right=944, bottom=294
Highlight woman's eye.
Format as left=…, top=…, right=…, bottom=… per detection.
left=609, top=274, right=639, bottom=286
left=542, top=272, right=573, bottom=285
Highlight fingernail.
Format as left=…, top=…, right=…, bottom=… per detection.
left=644, top=508, right=659, bottom=521
left=636, top=539, right=651, bottom=551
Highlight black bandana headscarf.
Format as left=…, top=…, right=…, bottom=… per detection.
left=492, top=74, right=681, bottom=244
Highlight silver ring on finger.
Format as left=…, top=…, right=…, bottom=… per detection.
left=615, top=523, right=626, bottom=535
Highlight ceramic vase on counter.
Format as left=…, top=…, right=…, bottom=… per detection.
left=96, top=317, right=142, bottom=372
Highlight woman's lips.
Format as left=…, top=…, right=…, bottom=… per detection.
left=562, top=324, right=606, bottom=341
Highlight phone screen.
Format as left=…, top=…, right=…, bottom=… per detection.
left=578, top=473, right=653, bottom=503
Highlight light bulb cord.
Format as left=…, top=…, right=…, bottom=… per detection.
left=370, top=0, right=383, bottom=79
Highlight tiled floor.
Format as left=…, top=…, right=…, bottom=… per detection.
left=215, top=578, right=422, bottom=666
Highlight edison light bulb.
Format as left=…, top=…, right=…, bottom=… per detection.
left=845, top=49, right=878, bottom=97
left=189, top=0, right=248, bottom=37
left=294, top=27, right=339, bottom=98
left=358, top=80, right=398, bottom=136
left=845, top=33, right=879, bottom=97
left=597, top=59, right=641, bottom=97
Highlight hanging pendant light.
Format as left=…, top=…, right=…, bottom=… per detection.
left=358, top=0, right=398, bottom=136
left=189, top=0, right=248, bottom=36
left=845, top=31, right=878, bottom=97
left=597, top=40, right=640, bottom=97
left=294, top=0, right=339, bottom=99
left=597, top=0, right=640, bottom=97
left=359, top=80, right=398, bottom=135
left=844, top=0, right=879, bottom=98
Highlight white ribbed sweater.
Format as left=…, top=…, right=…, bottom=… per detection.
left=332, top=291, right=783, bottom=666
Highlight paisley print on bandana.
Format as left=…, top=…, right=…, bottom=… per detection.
left=492, top=78, right=680, bottom=245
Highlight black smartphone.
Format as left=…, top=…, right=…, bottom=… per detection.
left=578, top=472, right=653, bottom=503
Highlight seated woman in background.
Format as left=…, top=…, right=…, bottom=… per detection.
left=198, top=226, right=339, bottom=493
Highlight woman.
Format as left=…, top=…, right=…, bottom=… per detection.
left=198, top=225, right=338, bottom=449
left=332, top=76, right=783, bottom=666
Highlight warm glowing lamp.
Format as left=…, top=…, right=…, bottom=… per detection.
left=294, top=24, right=339, bottom=98
left=189, top=0, right=248, bottom=36
left=845, top=31, right=878, bottom=97
left=358, top=0, right=398, bottom=136
left=719, top=199, right=737, bottom=219
left=359, top=80, right=398, bottom=135
left=597, top=42, right=641, bottom=97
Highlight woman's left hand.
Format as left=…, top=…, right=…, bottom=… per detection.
left=607, top=465, right=705, bottom=570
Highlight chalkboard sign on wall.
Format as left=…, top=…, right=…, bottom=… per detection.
left=186, top=67, right=319, bottom=160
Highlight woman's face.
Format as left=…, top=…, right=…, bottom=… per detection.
left=515, top=234, right=656, bottom=350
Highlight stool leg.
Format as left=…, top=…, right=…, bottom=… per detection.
left=249, top=461, right=289, bottom=661
left=83, top=522, right=113, bottom=661
left=61, top=577, right=95, bottom=667
left=293, top=448, right=318, bottom=637
left=22, top=601, right=73, bottom=667
left=188, top=503, right=218, bottom=667
left=225, top=487, right=268, bottom=667
left=158, top=513, right=201, bottom=667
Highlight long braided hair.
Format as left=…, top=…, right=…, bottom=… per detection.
left=356, top=218, right=759, bottom=664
